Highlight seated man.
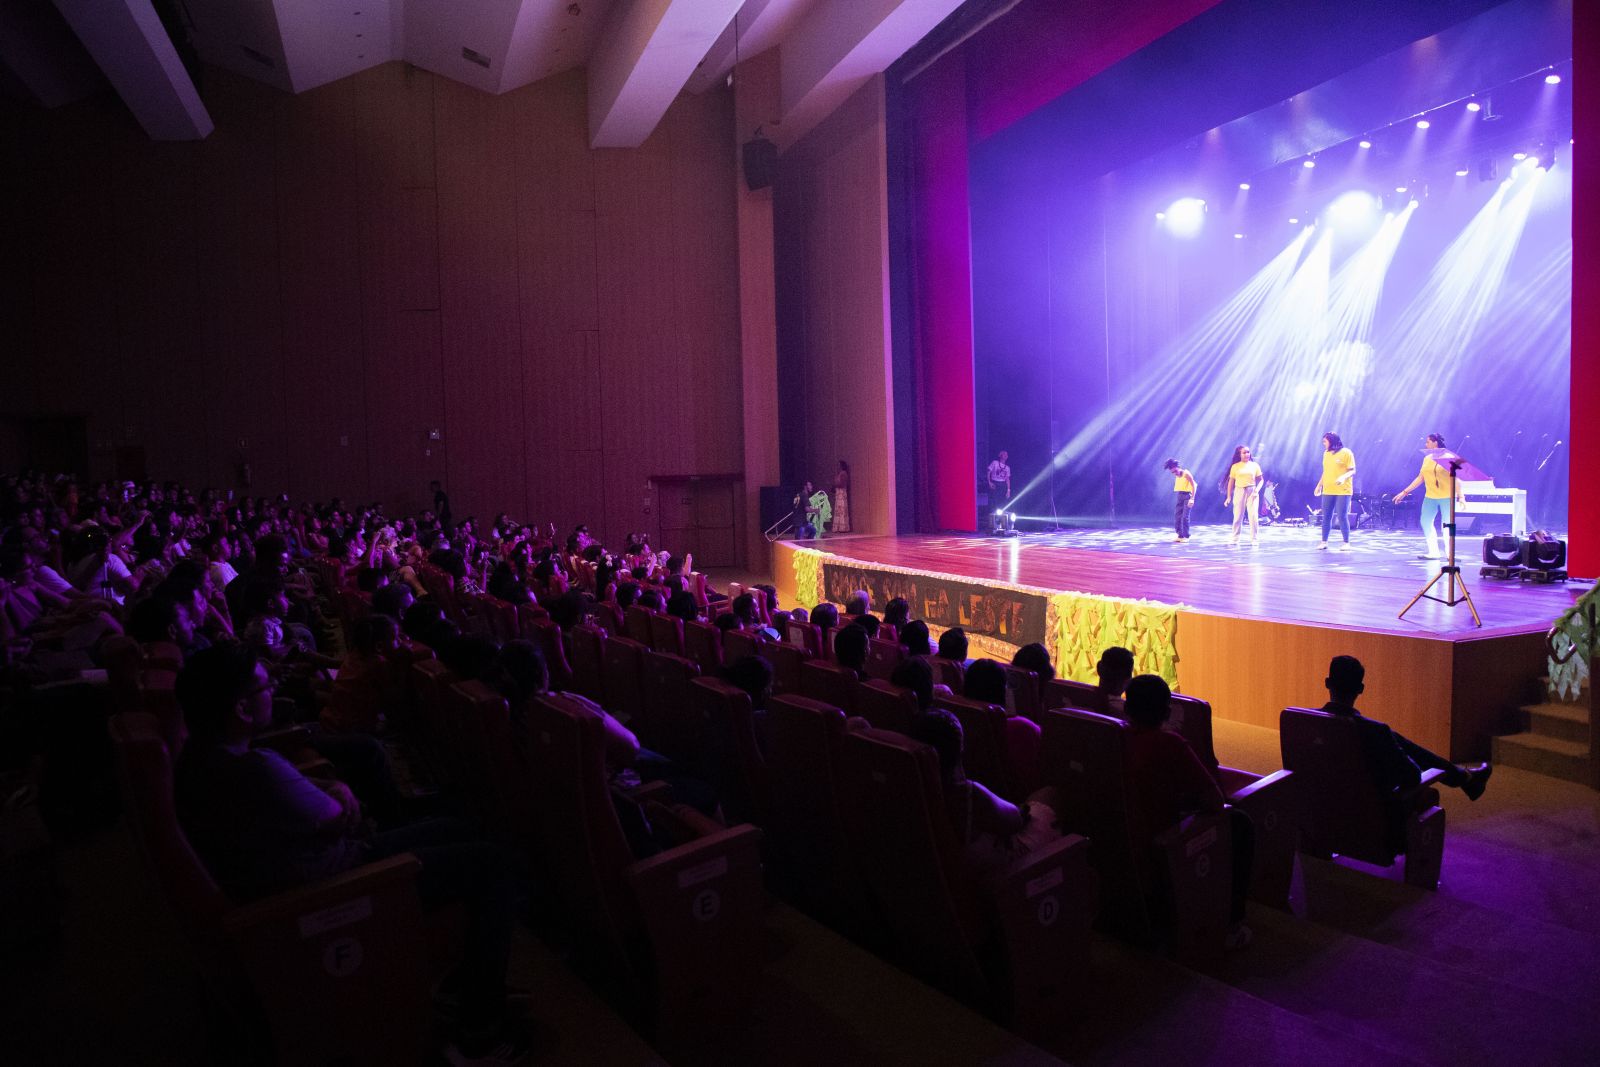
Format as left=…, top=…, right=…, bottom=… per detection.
left=964, top=658, right=1041, bottom=795
left=174, top=644, right=530, bottom=1063
left=1321, top=655, right=1491, bottom=800
left=1124, top=674, right=1254, bottom=950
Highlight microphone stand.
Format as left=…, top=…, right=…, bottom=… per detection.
left=1399, top=450, right=1482, bottom=627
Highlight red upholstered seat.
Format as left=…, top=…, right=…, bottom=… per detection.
left=1280, top=706, right=1445, bottom=889
left=636, top=650, right=703, bottom=766
left=781, top=615, right=824, bottom=659
left=1043, top=677, right=1117, bottom=715
left=933, top=692, right=1015, bottom=799
left=762, top=639, right=810, bottom=695
left=588, top=599, right=624, bottom=636
left=930, top=656, right=966, bottom=692
left=799, top=659, right=860, bottom=715
left=1039, top=707, right=1232, bottom=962
left=623, top=605, right=655, bottom=647
left=865, top=637, right=905, bottom=681
left=682, top=618, right=725, bottom=676
left=689, top=677, right=770, bottom=825
left=841, top=726, right=1095, bottom=1035
left=855, top=679, right=919, bottom=735
left=599, top=635, right=647, bottom=722
left=522, top=693, right=765, bottom=1048
left=526, top=617, right=574, bottom=693
left=647, top=612, right=685, bottom=657
left=1004, top=667, right=1041, bottom=722
left=722, top=628, right=764, bottom=667
left=110, top=713, right=431, bottom=1065
left=566, top=623, right=608, bottom=702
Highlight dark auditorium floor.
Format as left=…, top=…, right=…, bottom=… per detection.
left=5, top=719, right=1598, bottom=1066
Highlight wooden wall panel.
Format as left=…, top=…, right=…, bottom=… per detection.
left=193, top=70, right=288, bottom=494
left=776, top=77, right=896, bottom=535
left=275, top=79, right=369, bottom=503
left=4, top=61, right=743, bottom=539
left=435, top=79, right=528, bottom=523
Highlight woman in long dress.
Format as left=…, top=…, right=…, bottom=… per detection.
left=833, top=460, right=852, bottom=533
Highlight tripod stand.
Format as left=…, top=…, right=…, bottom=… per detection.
left=1398, top=449, right=1482, bottom=627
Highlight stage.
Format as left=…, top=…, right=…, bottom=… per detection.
left=772, top=524, right=1586, bottom=760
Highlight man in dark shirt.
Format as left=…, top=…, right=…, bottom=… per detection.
left=1320, top=656, right=1491, bottom=800
left=175, top=644, right=530, bottom=1062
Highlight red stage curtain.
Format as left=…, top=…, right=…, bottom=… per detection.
left=1573, top=0, right=1598, bottom=576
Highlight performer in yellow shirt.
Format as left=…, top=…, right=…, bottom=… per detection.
left=1313, top=431, right=1356, bottom=551
left=1221, top=445, right=1263, bottom=546
left=1163, top=458, right=1197, bottom=543
left=1394, top=433, right=1461, bottom=560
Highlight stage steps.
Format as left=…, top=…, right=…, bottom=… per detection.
left=1491, top=675, right=1595, bottom=787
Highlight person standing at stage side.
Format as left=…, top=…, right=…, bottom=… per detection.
left=986, top=450, right=1012, bottom=522
left=1222, top=445, right=1263, bottom=546
left=1313, top=432, right=1357, bottom=551
left=833, top=460, right=852, bottom=534
left=1163, top=459, right=1197, bottom=543
left=1393, top=434, right=1460, bottom=561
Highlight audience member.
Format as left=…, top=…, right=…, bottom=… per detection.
left=834, top=624, right=869, bottom=679
left=1011, top=642, right=1055, bottom=683
left=900, top=619, right=932, bottom=657
left=963, top=658, right=1041, bottom=794
left=1096, top=646, right=1135, bottom=701
left=1321, top=655, right=1491, bottom=800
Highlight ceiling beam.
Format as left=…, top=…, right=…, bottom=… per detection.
left=0, top=0, right=102, bottom=108
left=52, top=0, right=211, bottom=139
left=588, top=0, right=743, bottom=148
left=777, top=0, right=962, bottom=149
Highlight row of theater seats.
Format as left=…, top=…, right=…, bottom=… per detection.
left=102, top=575, right=1454, bottom=1061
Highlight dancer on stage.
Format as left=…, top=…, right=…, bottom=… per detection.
left=1163, top=459, right=1196, bottom=543
left=1393, top=433, right=1459, bottom=561
left=1222, top=445, right=1262, bottom=546
left=1313, top=431, right=1356, bottom=551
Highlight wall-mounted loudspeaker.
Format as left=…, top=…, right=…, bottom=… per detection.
left=743, top=133, right=777, bottom=191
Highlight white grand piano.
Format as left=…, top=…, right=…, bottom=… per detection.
left=1456, top=479, right=1529, bottom=537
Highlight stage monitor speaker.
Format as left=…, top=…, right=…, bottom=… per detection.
left=743, top=135, right=777, bottom=191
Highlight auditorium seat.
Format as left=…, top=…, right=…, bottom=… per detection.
left=930, top=657, right=965, bottom=692
left=1040, top=707, right=1232, bottom=962
left=933, top=693, right=1016, bottom=799
left=681, top=618, right=724, bottom=676
left=841, top=726, right=1095, bottom=1037
left=1043, top=677, right=1116, bottom=715
left=689, top=677, right=769, bottom=825
left=110, top=712, right=432, bottom=1065
left=636, top=650, right=703, bottom=767
left=1167, top=694, right=1299, bottom=909
left=522, top=692, right=765, bottom=1049
left=800, top=659, right=859, bottom=715
left=446, top=680, right=529, bottom=833
left=763, top=694, right=874, bottom=930
left=623, top=605, right=655, bottom=647
left=566, top=623, right=608, bottom=702
left=855, top=679, right=918, bottom=735
left=479, top=595, right=519, bottom=643
left=1004, top=667, right=1041, bottom=722
left=416, top=562, right=461, bottom=623
left=526, top=617, right=574, bottom=693
left=647, top=612, right=685, bottom=657
left=781, top=615, right=824, bottom=659
left=1280, top=707, right=1447, bottom=890
left=761, top=639, right=809, bottom=695
left=588, top=598, right=624, bottom=636
left=599, top=635, right=648, bottom=723
left=722, top=628, right=764, bottom=668
left=411, top=659, right=462, bottom=784
left=865, top=637, right=905, bottom=681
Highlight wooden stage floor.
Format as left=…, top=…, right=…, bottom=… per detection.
left=800, top=525, right=1581, bottom=641
left=773, top=525, right=1587, bottom=760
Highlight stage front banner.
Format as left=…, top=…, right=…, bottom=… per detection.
left=819, top=559, right=1050, bottom=648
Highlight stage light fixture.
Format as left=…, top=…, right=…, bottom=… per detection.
left=1415, top=119, right=1430, bottom=129
left=1545, top=72, right=1561, bottom=85
left=1520, top=534, right=1567, bottom=582
left=1395, top=185, right=1407, bottom=193
left=1303, top=159, right=1316, bottom=168
left=1328, top=190, right=1379, bottom=229
left=1466, top=100, right=1481, bottom=113
left=1512, top=151, right=1527, bottom=160
left=1358, top=140, right=1372, bottom=149
left=1163, top=197, right=1207, bottom=237
left=1239, top=182, right=1251, bottom=190
left=1155, top=211, right=1166, bottom=220
left=1480, top=534, right=1523, bottom=579
left=1234, top=233, right=1244, bottom=240
left=1455, top=166, right=1469, bottom=177
left=1288, top=217, right=1299, bottom=224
